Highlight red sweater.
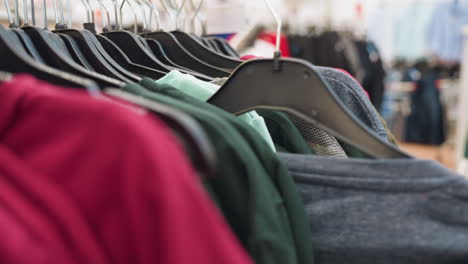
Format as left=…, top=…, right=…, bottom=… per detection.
left=0, top=75, right=253, bottom=264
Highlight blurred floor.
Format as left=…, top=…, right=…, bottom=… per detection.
left=400, top=143, right=456, bottom=170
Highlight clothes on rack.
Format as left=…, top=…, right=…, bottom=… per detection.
left=2, top=2, right=468, bottom=261
left=155, top=70, right=277, bottom=151
left=393, top=0, right=436, bottom=61
left=0, top=75, right=254, bottom=264
left=287, top=32, right=387, bottom=111
left=280, top=152, right=468, bottom=264
left=280, top=66, right=395, bottom=159
left=121, top=79, right=315, bottom=264
left=428, top=0, right=468, bottom=63
left=209, top=63, right=396, bottom=158
left=367, top=0, right=468, bottom=64
left=402, top=63, right=447, bottom=145
left=355, top=40, right=387, bottom=112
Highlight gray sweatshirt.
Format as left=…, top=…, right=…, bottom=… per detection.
left=279, top=153, right=468, bottom=264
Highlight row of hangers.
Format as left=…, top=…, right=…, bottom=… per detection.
left=0, top=0, right=411, bottom=163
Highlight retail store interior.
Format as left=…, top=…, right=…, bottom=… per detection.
left=1, top=0, right=468, bottom=263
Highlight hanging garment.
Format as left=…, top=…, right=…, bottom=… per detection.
left=393, top=0, right=436, bottom=61
left=313, top=66, right=397, bottom=158
left=366, top=2, right=398, bottom=62
left=316, top=66, right=390, bottom=141
left=155, top=70, right=276, bottom=151
left=120, top=80, right=314, bottom=264
left=337, top=32, right=365, bottom=83
left=427, top=0, right=468, bottom=63
left=288, top=32, right=356, bottom=78
left=206, top=66, right=396, bottom=158
left=284, top=112, right=349, bottom=158
left=0, top=75, right=253, bottom=264
left=404, top=67, right=446, bottom=145
left=279, top=152, right=468, bottom=264
left=355, top=40, right=386, bottom=111
left=283, top=66, right=395, bottom=158
left=206, top=75, right=347, bottom=156
left=256, top=110, right=314, bottom=155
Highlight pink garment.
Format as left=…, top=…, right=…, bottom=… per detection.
left=240, top=55, right=258, bottom=60
left=0, top=75, right=253, bottom=264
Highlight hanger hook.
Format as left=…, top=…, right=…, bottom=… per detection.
left=142, top=0, right=159, bottom=31
left=14, top=0, right=20, bottom=26
left=30, top=0, right=35, bottom=25
left=175, top=0, right=186, bottom=30
left=111, top=0, right=119, bottom=31
left=66, top=0, right=71, bottom=27
left=79, top=0, right=91, bottom=23
left=158, top=0, right=169, bottom=20
left=120, top=0, right=138, bottom=33
left=134, top=0, right=148, bottom=32
left=162, top=0, right=178, bottom=30
left=55, top=0, right=69, bottom=29
left=84, top=0, right=95, bottom=24
left=51, top=0, right=59, bottom=25
left=189, top=0, right=205, bottom=35
left=42, top=0, right=47, bottom=29
left=153, top=0, right=162, bottom=31
left=96, top=0, right=111, bottom=32
left=142, top=0, right=154, bottom=31
left=263, top=0, right=282, bottom=54
left=58, top=0, right=65, bottom=27
left=22, top=0, right=29, bottom=25
left=3, top=0, right=14, bottom=26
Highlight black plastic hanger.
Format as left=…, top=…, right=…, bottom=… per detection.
left=87, top=31, right=144, bottom=82
left=143, top=38, right=213, bottom=81
left=208, top=56, right=411, bottom=159
left=96, top=34, right=166, bottom=80
left=200, top=36, right=221, bottom=52
left=137, top=0, right=228, bottom=77
left=104, top=30, right=213, bottom=80
left=140, top=37, right=181, bottom=68
left=59, top=33, right=96, bottom=70
left=207, top=36, right=240, bottom=58
left=220, top=38, right=240, bottom=58
left=57, top=28, right=138, bottom=82
left=22, top=25, right=123, bottom=88
left=141, top=31, right=231, bottom=77
left=106, top=88, right=217, bottom=178
left=205, top=37, right=225, bottom=54
left=170, top=30, right=241, bottom=70
left=103, top=30, right=176, bottom=73
left=11, top=28, right=47, bottom=63
left=0, top=25, right=98, bottom=90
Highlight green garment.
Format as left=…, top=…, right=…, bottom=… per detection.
left=121, top=82, right=305, bottom=264
left=380, top=115, right=399, bottom=146
left=465, top=136, right=468, bottom=158
left=339, top=115, right=400, bottom=159
left=137, top=79, right=314, bottom=264
left=256, top=110, right=314, bottom=155
left=156, top=70, right=276, bottom=152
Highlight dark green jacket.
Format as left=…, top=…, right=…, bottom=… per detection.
left=257, top=110, right=314, bottom=155
left=122, top=81, right=312, bottom=264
